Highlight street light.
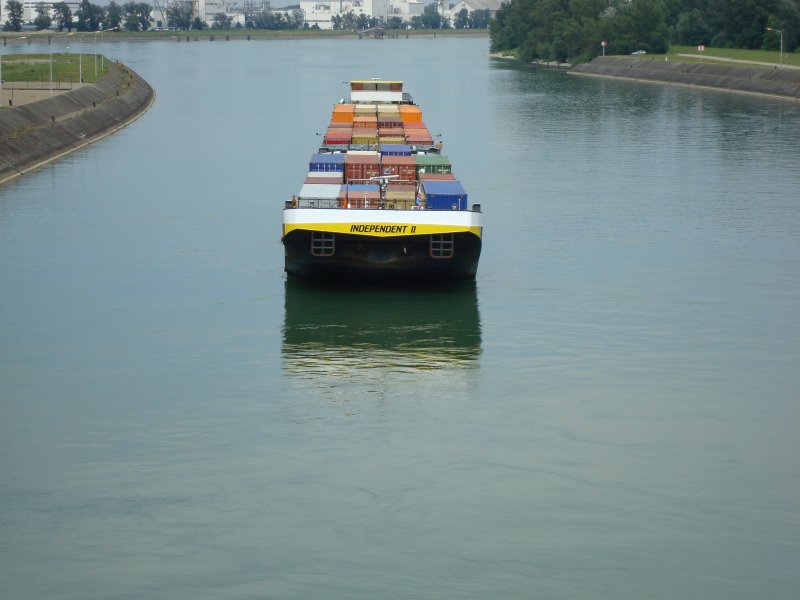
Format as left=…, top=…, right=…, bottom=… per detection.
left=49, top=31, right=74, bottom=95
left=766, top=27, right=783, bottom=67
left=102, top=26, right=119, bottom=71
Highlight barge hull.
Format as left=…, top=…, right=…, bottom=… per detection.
left=283, top=231, right=481, bottom=283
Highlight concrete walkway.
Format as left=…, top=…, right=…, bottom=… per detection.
left=674, top=53, right=800, bottom=70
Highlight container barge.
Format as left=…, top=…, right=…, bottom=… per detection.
left=282, top=79, right=483, bottom=283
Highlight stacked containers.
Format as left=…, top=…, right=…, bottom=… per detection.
left=345, top=151, right=380, bottom=183
left=377, top=105, right=403, bottom=144
left=300, top=102, right=470, bottom=212
left=324, top=126, right=352, bottom=146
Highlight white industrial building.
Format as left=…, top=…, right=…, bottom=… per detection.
left=299, top=0, right=423, bottom=29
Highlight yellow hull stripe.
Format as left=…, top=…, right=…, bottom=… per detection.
left=283, top=222, right=482, bottom=238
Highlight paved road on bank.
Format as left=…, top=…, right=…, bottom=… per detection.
left=675, top=53, right=800, bottom=70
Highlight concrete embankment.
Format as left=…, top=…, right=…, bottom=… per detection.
left=0, top=63, right=154, bottom=185
left=570, top=56, right=800, bottom=100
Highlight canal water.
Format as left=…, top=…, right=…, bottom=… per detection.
left=1, top=37, right=799, bottom=599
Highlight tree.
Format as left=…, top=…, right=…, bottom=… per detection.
left=672, top=8, right=710, bottom=45
left=454, top=8, right=469, bottom=28
left=75, top=0, right=105, bottom=31
left=191, top=16, right=206, bottom=29
left=3, top=0, right=23, bottom=31
left=106, top=1, right=123, bottom=29
left=123, top=11, right=139, bottom=30
left=469, top=9, right=490, bottom=28
left=34, top=1, right=53, bottom=30
left=291, top=8, right=304, bottom=28
left=418, top=3, right=443, bottom=28
left=53, top=1, right=73, bottom=31
left=606, top=0, right=669, bottom=54
left=212, top=11, right=232, bottom=28
left=123, top=2, right=151, bottom=31
left=167, top=3, right=192, bottom=29
left=386, top=16, right=403, bottom=29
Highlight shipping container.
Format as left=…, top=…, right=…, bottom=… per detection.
left=384, top=187, right=415, bottom=210
left=310, top=153, right=345, bottom=172
left=304, top=171, right=343, bottom=184
left=351, top=133, right=379, bottom=147
left=380, top=155, right=416, bottom=181
left=419, top=172, right=456, bottom=181
left=399, top=105, right=423, bottom=124
left=353, top=116, right=378, bottom=129
left=297, top=183, right=343, bottom=208
left=354, top=104, right=377, bottom=116
left=340, top=184, right=381, bottom=208
left=420, top=180, right=467, bottom=210
left=415, top=155, right=451, bottom=177
left=345, top=152, right=380, bottom=182
left=380, top=144, right=413, bottom=156
left=377, top=117, right=403, bottom=129
left=324, top=127, right=352, bottom=145
left=379, top=137, right=406, bottom=145
left=331, top=104, right=355, bottom=123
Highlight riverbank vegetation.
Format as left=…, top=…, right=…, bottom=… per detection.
left=490, top=0, right=800, bottom=65
left=0, top=53, right=110, bottom=84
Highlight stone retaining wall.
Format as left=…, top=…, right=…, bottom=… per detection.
left=570, top=57, right=800, bottom=100
left=0, top=63, right=155, bottom=185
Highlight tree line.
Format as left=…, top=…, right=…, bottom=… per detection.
left=3, top=0, right=152, bottom=31
left=489, top=0, right=800, bottom=64
left=3, top=0, right=493, bottom=33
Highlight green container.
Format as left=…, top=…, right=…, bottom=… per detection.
left=415, top=155, right=452, bottom=177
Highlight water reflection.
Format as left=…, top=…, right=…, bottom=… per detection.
left=282, top=279, right=481, bottom=379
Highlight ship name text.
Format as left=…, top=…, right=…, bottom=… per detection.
left=350, top=224, right=417, bottom=234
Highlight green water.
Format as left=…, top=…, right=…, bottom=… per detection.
left=1, top=37, right=799, bottom=598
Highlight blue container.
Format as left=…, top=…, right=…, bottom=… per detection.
left=309, top=153, right=345, bottom=172
left=344, top=184, right=380, bottom=194
left=380, top=144, right=413, bottom=156
left=421, top=180, right=468, bottom=210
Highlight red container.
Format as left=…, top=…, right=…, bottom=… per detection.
left=380, top=155, right=416, bottom=181
left=344, top=153, right=380, bottom=183
left=419, top=172, right=456, bottom=181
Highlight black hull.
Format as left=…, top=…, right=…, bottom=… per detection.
left=283, top=231, right=481, bottom=284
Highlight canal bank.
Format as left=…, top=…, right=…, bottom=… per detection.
left=0, top=62, right=154, bottom=186
left=570, top=56, right=800, bottom=100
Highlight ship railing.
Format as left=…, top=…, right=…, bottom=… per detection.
left=286, top=197, right=481, bottom=212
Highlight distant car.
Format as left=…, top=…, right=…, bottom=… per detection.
left=632, top=50, right=647, bottom=55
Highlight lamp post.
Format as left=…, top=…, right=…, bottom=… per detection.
left=766, top=27, right=783, bottom=67
left=49, top=32, right=73, bottom=95
left=95, top=25, right=119, bottom=75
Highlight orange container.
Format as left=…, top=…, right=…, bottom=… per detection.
left=331, top=104, right=355, bottom=123
left=399, top=105, right=423, bottom=124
